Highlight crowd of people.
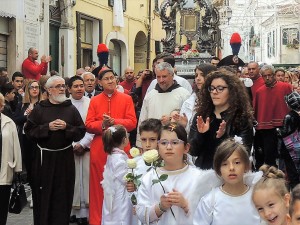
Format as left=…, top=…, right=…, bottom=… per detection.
left=2, top=43, right=300, bottom=225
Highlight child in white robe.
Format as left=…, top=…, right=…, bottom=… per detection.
left=101, top=125, right=133, bottom=225
left=136, top=122, right=209, bottom=225
left=252, top=165, right=290, bottom=225
left=193, top=137, right=261, bottom=225
left=126, top=119, right=162, bottom=225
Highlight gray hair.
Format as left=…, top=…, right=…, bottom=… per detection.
left=45, top=75, right=65, bottom=88
left=156, top=62, right=174, bottom=76
left=82, top=72, right=95, bottom=80
left=260, top=65, right=275, bottom=75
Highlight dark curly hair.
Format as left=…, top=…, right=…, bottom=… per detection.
left=196, top=69, right=254, bottom=130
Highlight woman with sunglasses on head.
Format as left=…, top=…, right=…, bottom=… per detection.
left=188, top=69, right=254, bottom=169
left=14, top=80, right=43, bottom=207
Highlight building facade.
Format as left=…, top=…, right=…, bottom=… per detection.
left=0, top=0, right=166, bottom=78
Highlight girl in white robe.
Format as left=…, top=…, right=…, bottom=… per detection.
left=101, top=125, right=133, bottom=225
left=136, top=123, right=214, bottom=225
left=193, top=137, right=261, bottom=225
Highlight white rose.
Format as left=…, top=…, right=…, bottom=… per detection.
left=143, top=149, right=159, bottom=164
left=127, top=159, right=137, bottom=169
left=130, top=147, right=140, bottom=158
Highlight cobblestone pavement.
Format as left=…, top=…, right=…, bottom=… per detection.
left=6, top=183, right=77, bottom=225
left=7, top=203, right=33, bottom=225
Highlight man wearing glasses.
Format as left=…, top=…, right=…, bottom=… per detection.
left=24, top=75, right=86, bottom=225
left=85, top=67, right=137, bottom=225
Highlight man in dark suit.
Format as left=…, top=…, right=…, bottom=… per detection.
left=82, top=72, right=101, bottom=98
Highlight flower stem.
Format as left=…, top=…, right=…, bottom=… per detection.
left=154, top=167, right=176, bottom=220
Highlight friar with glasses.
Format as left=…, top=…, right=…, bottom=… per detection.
left=189, top=69, right=254, bottom=169
left=24, top=75, right=86, bottom=225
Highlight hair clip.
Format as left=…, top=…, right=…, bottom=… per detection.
left=169, top=124, right=176, bottom=132
left=233, top=135, right=243, bottom=144
left=108, top=126, right=117, bottom=133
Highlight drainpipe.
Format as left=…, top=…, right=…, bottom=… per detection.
left=146, top=0, right=151, bottom=69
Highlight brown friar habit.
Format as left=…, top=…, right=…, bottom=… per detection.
left=24, top=99, right=86, bottom=225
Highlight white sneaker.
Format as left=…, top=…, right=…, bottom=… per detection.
left=27, top=194, right=32, bottom=202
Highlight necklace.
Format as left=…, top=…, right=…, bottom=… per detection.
left=220, top=184, right=250, bottom=197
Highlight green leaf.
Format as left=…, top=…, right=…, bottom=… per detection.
left=125, top=173, right=134, bottom=181
left=131, top=194, right=137, bottom=205
left=152, top=179, right=160, bottom=186
left=159, top=174, right=168, bottom=181
left=136, top=174, right=143, bottom=179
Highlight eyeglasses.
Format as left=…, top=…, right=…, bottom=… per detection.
left=158, top=139, right=184, bottom=147
left=50, top=84, right=66, bottom=90
left=125, top=72, right=133, bottom=74
left=208, top=86, right=228, bottom=93
left=102, top=76, right=116, bottom=82
left=29, top=86, right=39, bottom=90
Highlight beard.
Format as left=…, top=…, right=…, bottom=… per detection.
left=52, top=93, right=67, bottom=103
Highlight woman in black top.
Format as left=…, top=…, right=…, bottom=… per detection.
left=189, top=69, right=254, bottom=169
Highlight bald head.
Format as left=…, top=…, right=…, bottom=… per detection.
left=124, top=67, right=135, bottom=82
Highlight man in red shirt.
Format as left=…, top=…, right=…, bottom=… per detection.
left=253, top=65, right=292, bottom=169
left=22, top=47, right=51, bottom=80
left=120, top=67, right=136, bottom=92
left=248, top=62, right=265, bottom=103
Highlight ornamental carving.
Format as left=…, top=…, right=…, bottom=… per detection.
left=160, top=0, right=219, bottom=55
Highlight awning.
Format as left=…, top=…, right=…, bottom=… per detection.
left=0, top=0, right=23, bottom=19
left=0, top=10, right=16, bottom=18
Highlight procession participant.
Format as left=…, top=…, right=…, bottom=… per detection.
left=24, top=75, right=86, bottom=225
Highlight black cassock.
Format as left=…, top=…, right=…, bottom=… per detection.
left=25, top=99, right=86, bottom=225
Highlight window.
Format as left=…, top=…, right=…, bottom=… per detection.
left=108, top=0, right=126, bottom=11
left=80, top=19, right=93, bottom=44
left=282, top=28, right=299, bottom=46
left=267, top=31, right=275, bottom=58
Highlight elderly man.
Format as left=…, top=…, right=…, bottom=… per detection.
left=82, top=72, right=100, bottom=98
left=120, top=66, right=136, bottom=92
left=68, top=76, right=93, bottom=225
left=136, top=62, right=190, bottom=147
left=253, top=65, right=292, bottom=169
left=85, top=67, right=137, bottom=225
left=24, top=75, right=86, bottom=225
left=22, top=47, right=51, bottom=80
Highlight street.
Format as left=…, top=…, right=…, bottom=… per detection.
left=7, top=203, right=33, bottom=225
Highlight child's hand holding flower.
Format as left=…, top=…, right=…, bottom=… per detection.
left=167, top=189, right=189, bottom=214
